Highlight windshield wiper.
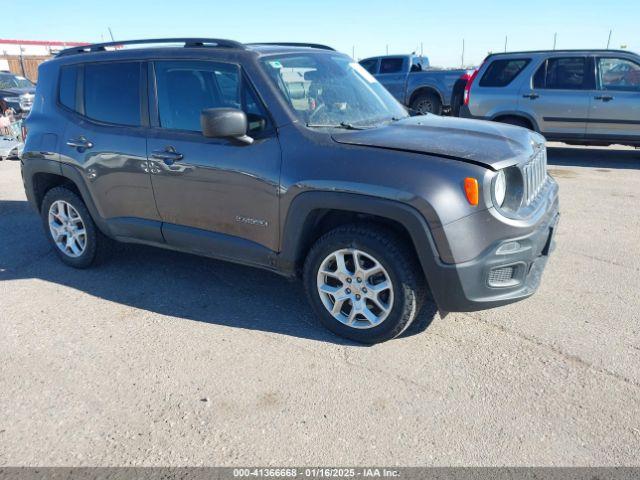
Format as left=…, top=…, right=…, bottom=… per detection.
left=306, top=122, right=369, bottom=130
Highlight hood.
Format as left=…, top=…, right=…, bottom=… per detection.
left=332, top=115, right=544, bottom=170
left=1, top=87, right=35, bottom=96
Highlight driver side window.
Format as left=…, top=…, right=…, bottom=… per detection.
left=598, top=57, right=640, bottom=92
left=153, top=60, right=269, bottom=134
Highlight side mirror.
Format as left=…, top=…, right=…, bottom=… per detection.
left=200, top=108, right=253, bottom=145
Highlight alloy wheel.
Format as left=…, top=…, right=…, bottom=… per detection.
left=48, top=200, right=87, bottom=258
left=316, top=248, right=394, bottom=329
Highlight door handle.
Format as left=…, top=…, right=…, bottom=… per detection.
left=151, top=146, right=184, bottom=165
left=66, top=137, right=93, bottom=150
left=594, top=95, right=614, bottom=102
left=523, top=93, right=539, bottom=100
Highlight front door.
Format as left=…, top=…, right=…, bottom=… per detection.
left=520, top=56, right=592, bottom=138
left=146, top=60, right=281, bottom=257
left=587, top=56, right=640, bottom=142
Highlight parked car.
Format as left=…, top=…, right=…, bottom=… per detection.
left=0, top=135, right=24, bottom=160
left=0, top=71, right=36, bottom=115
left=22, top=38, right=559, bottom=343
left=449, top=70, right=475, bottom=117
left=359, top=54, right=467, bottom=115
left=459, top=49, right=640, bottom=146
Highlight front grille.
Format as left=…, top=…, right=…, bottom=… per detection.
left=522, top=147, right=548, bottom=205
left=19, top=94, right=34, bottom=110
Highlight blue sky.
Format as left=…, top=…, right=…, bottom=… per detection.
left=7, top=0, right=640, bottom=67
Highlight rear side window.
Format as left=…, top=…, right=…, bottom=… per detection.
left=58, top=65, right=78, bottom=110
left=380, top=57, right=404, bottom=74
left=479, top=58, right=530, bottom=87
left=84, top=62, right=141, bottom=126
left=533, top=57, right=589, bottom=90
left=359, top=58, right=378, bottom=74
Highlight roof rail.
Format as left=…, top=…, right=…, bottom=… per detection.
left=56, top=38, right=246, bottom=57
left=487, top=48, right=635, bottom=57
left=246, top=42, right=335, bottom=51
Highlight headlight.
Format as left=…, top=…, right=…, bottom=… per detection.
left=493, top=170, right=507, bottom=207
left=2, top=96, right=20, bottom=103
left=493, top=166, right=525, bottom=213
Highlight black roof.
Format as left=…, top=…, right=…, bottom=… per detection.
left=56, top=38, right=335, bottom=58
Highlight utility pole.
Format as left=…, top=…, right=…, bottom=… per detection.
left=553, top=33, right=557, bottom=50
left=352, top=45, right=355, bottom=59
left=606, top=30, right=612, bottom=49
left=504, top=36, right=508, bottom=53
left=19, top=45, right=26, bottom=78
left=386, top=44, right=389, bottom=55
left=461, top=39, right=465, bottom=68
left=108, top=27, right=115, bottom=42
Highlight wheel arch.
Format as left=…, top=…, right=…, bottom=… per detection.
left=491, top=111, right=540, bottom=132
left=408, top=86, right=444, bottom=108
left=22, top=159, right=111, bottom=236
left=277, top=192, right=441, bottom=281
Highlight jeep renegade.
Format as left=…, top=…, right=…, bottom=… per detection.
left=21, top=39, right=559, bottom=343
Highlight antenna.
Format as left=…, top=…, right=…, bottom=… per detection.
left=606, top=29, right=612, bottom=49
left=108, top=27, right=115, bottom=42
left=461, top=39, right=465, bottom=68
left=553, top=33, right=557, bottom=50
left=504, top=36, right=508, bottom=53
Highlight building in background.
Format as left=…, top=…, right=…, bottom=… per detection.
left=0, top=39, right=87, bottom=81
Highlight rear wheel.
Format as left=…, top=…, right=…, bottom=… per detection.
left=41, top=186, right=111, bottom=268
left=303, top=225, right=426, bottom=344
left=410, top=91, right=442, bottom=116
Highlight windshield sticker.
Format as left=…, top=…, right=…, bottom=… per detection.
left=350, top=63, right=376, bottom=83
left=268, top=61, right=283, bottom=69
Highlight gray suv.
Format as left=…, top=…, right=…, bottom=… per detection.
left=460, top=50, right=640, bottom=146
left=21, top=39, right=559, bottom=343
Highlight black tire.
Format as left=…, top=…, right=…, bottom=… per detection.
left=410, top=91, right=442, bottom=116
left=41, top=186, right=111, bottom=268
left=497, top=116, right=533, bottom=130
left=303, top=224, right=426, bottom=344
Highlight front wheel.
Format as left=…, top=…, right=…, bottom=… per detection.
left=303, top=225, right=426, bottom=344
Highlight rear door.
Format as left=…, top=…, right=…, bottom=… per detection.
left=376, top=57, right=407, bottom=101
left=60, top=61, right=162, bottom=241
left=520, top=56, right=592, bottom=138
left=587, top=56, right=640, bottom=142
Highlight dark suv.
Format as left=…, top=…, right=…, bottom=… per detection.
left=22, top=39, right=559, bottom=343
left=0, top=71, right=36, bottom=114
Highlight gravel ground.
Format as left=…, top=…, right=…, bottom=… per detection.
left=1, top=144, right=639, bottom=466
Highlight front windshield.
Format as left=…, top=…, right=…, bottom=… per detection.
left=260, top=53, right=408, bottom=127
left=0, top=74, right=34, bottom=89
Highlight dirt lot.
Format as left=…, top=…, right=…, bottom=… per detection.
left=1, top=144, right=639, bottom=466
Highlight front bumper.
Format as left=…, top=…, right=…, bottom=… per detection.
left=428, top=193, right=560, bottom=312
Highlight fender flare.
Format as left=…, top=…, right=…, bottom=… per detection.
left=22, top=158, right=112, bottom=237
left=490, top=111, right=541, bottom=133
left=277, top=191, right=442, bottom=278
